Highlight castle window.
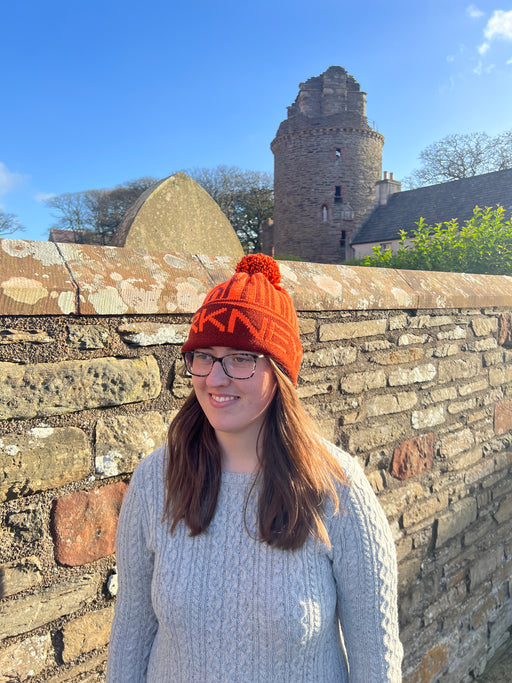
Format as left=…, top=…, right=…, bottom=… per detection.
left=340, top=230, right=346, bottom=247
left=334, top=186, right=342, bottom=204
left=335, top=148, right=342, bottom=157
left=322, top=204, right=329, bottom=222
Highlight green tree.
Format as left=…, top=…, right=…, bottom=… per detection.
left=183, top=165, right=273, bottom=253
left=0, top=210, right=25, bottom=237
left=404, top=130, right=512, bottom=188
left=363, top=205, right=512, bottom=275
left=46, top=177, right=157, bottom=244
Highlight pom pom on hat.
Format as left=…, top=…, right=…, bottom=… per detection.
left=235, top=254, right=281, bottom=286
left=182, top=254, right=302, bottom=385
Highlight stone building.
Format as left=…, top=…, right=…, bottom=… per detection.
left=269, top=66, right=384, bottom=263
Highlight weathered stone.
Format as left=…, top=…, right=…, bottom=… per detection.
left=0, top=556, right=43, bottom=598
left=5, top=503, right=45, bottom=541
left=408, top=315, right=431, bottom=329
left=0, top=574, right=97, bottom=639
left=369, top=347, right=424, bottom=365
left=390, top=433, right=434, bottom=480
left=483, top=349, right=503, bottom=366
left=319, top=318, right=387, bottom=341
left=172, top=361, right=193, bottom=398
left=438, top=428, right=475, bottom=459
left=494, top=400, right=512, bottom=435
left=388, top=364, right=436, bottom=387
left=437, top=357, right=481, bottom=383
left=298, top=318, right=316, bottom=335
left=436, top=497, right=477, bottom=547
left=0, top=327, right=53, bottom=344
left=67, top=324, right=109, bottom=349
left=42, top=651, right=107, bottom=683
left=497, top=312, right=512, bottom=346
left=0, top=356, right=161, bottom=419
left=465, top=457, right=496, bottom=485
left=464, top=338, right=498, bottom=352
left=378, top=481, right=424, bottom=520
left=450, top=447, right=483, bottom=471
left=470, top=546, right=503, bottom=589
left=459, top=378, right=489, bottom=396
left=402, top=491, right=449, bottom=528
left=61, top=606, right=115, bottom=663
left=489, top=365, right=512, bottom=387
left=52, top=482, right=128, bottom=566
left=118, top=321, right=190, bottom=346
left=494, top=496, right=512, bottom=524
left=359, top=339, right=392, bottom=351
left=447, top=398, right=477, bottom=414
left=0, top=427, right=90, bottom=502
left=433, top=343, right=459, bottom=357
left=412, top=406, right=445, bottom=429
left=437, top=326, right=466, bottom=340
left=348, top=423, right=400, bottom=452
left=365, top=391, right=417, bottom=418
left=302, top=345, right=357, bottom=367
left=389, top=315, right=408, bottom=330
left=111, top=172, right=244, bottom=258
left=95, top=411, right=167, bottom=477
left=0, top=632, right=52, bottom=682
left=296, top=382, right=333, bottom=398
left=340, top=369, right=386, bottom=394
left=397, top=332, right=428, bottom=346
left=423, top=386, right=457, bottom=405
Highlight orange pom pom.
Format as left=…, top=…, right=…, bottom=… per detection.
left=235, top=254, right=281, bottom=286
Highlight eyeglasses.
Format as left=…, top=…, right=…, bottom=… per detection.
left=183, top=351, right=265, bottom=379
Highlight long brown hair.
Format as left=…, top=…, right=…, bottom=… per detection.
left=164, top=361, right=347, bottom=551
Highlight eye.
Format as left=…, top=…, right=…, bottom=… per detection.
left=230, top=354, right=253, bottom=366
left=194, top=352, right=212, bottom=362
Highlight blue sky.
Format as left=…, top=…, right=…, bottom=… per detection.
left=1, top=0, right=512, bottom=242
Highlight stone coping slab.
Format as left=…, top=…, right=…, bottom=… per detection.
left=2, top=239, right=512, bottom=315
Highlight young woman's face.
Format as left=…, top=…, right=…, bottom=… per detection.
left=190, top=346, right=276, bottom=443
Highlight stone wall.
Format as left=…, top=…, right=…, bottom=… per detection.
left=1, top=239, right=512, bottom=682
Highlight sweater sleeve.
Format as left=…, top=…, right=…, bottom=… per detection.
left=106, top=461, right=158, bottom=683
left=329, top=450, right=403, bottom=682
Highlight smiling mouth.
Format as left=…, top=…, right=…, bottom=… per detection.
left=210, top=394, right=239, bottom=404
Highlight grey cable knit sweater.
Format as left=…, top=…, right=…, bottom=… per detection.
left=106, top=444, right=402, bottom=682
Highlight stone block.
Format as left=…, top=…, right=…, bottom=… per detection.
left=61, top=606, right=115, bottom=663
left=402, top=492, right=449, bottom=528
left=0, top=427, right=90, bottom=502
left=447, top=398, right=477, bottom=415
left=423, top=386, right=457, bottom=405
left=458, top=378, right=488, bottom=396
left=437, top=326, right=466, bottom=340
left=172, top=360, right=193, bottom=398
left=437, top=356, right=481, bottom=383
left=368, top=347, right=424, bottom=365
left=298, top=318, right=316, bottom=335
left=471, top=317, right=497, bottom=336
left=67, top=324, right=109, bottom=349
left=397, top=332, right=428, bottom=346
left=433, top=343, right=459, bottom=357
left=0, top=356, right=161, bottom=419
left=388, top=364, right=436, bottom=387
left=359, top=339, right=392, bottom=351
left=498, top=312, right=512, bottom=346
left=483, top=349, right=503, bottom=366
left=0, top=574, right=97, bottom=639
left=318, top=318, right=387, bottom=341
left=494, top=400, right=512, bottom=435
left=410, top=641, right=449, bottom=683
left=0, top=556, right=43, bottom=598
left=465, top=457, right=495, bottom=485
left=390, top=433, right=434, bottom=481
left=412, top=405, right=445, bottom=429
left=470, top=546, right=503, bottom=589
left=347, top=422, right=400, bottom=452
left=0, top=327, right=53, bottom=344
left=436, top=497, right=477, bottom=547
left=5, top=503, right=45, bottom=541
left=302, top=345, right=357, bottom=367
left=489, top=365, right=512, bottom=387
left=340, top=369, right=386, bottom=394
left=118, top=321, right=190, bottom=346
left=389, top=314, right=408, bottom=330
left=42, top=651, right=108, bottom=683
left=0, top=632, right=52, bottom=682
left=438, top=428, right=475, bottom=459
left=365, top=391, right=417, bottom=418
left=95, top=411, right=167, bottom=477
left=494, top=496, right=512, bottom=524
left=52, top=482, right=128, bottom=566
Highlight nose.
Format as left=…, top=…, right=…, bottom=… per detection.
left=205, top=358, right=230, bottom=385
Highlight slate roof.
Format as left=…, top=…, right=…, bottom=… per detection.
left=352, top=168, right=512, bottom=245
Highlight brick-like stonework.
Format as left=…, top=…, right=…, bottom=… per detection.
left=1, top=240, right=512, bottom=682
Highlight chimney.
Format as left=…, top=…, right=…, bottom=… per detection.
left=375, top=171, right=402, bottom=206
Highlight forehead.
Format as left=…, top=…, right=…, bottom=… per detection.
left=195, top=346, right=252, bottom=355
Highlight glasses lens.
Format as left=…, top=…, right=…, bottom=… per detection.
left=223, top=354, right=256, bottom=379
left=186, top=352, right=213, bottom=376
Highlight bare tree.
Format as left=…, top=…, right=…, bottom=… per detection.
left=0, top=211, right=25, bottom=237
left=404, top=130, right=512, bottom=188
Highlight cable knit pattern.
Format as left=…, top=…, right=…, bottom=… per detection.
left=106, top=444, right=403, bottom=682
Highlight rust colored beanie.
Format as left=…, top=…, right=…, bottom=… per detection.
left=181, top=254, right=302, bottom=385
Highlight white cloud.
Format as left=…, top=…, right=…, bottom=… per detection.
left=0, top=162, right=26, bottom=196
left=478, top=41, right=490, bottom=54
left=35, top=192, right=56, bottom=202
left=507, top=57, right=512, bottom=64
left=467, top=4, right=484, bottom=19
left=446, top=54, right=456, bottom=62
left=473, top=60, right=496, bottom=75
left=484, top=9, right=512, bottom=42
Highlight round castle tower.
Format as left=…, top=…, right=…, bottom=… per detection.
left=270, top=66, right=384, bottom=263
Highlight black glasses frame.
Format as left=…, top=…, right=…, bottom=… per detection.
left=182, top=351, right=265, bottom=379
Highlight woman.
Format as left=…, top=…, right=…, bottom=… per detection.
left=107, top=254, right=403, bottom=682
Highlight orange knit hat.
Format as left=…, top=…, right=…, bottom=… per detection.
left=182, top=254, right=302, bottom=385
